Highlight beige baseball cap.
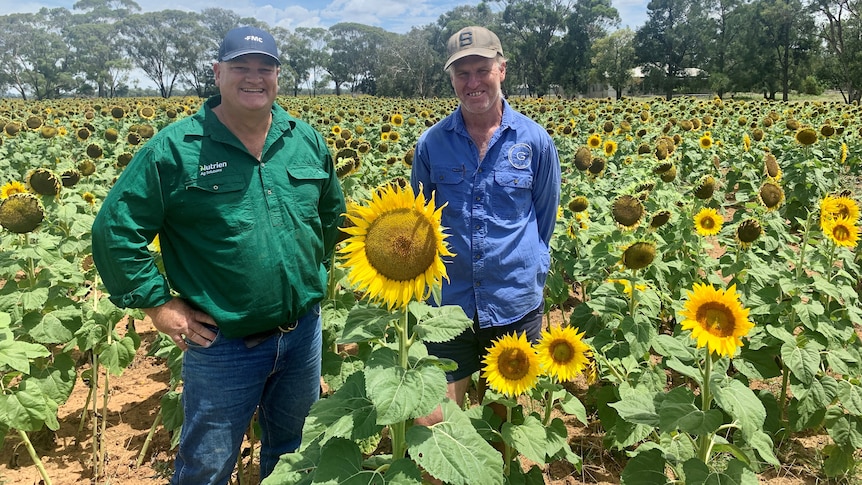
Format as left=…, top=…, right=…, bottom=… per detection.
left=445, top=26, right=504, bottom=70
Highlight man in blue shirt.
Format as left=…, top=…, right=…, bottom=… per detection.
left=411, top=26, right=561, bottom=423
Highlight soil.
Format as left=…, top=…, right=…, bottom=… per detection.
left=0, top=317, right=848, bottom=485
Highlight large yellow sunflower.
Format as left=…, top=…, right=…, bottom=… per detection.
left=481, top=332, right=541, bottom=397
left=1, top=181, right=28, bottom=199
left=693, top=208, right=723, bottom=236
left=821, top=216, right=859, bottom=248
left=820, top=195, right=860, bottom=225
left=339, top=183, right=453, bottom=310
left=536, top=326, right=591, bottom=382
left=679, top=283, right=753, bottom=357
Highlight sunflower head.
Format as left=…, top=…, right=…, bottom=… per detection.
left=138, top=106, right=156, bottom=120
left=621, top=241, right=656, bottom=270
left=699, top=133, right=713, bottom=149
left=650, top=210, right=672, bottom=229
left=78, top=159, right=97, bottom=176
left=693, top=207, right=723, bottom=236
left=795, top=127, right=817, bottom=145
left=679, top=283, right=753, bottom=357
left=87, top=143, right=104, bottom=159
left=339, top=183, right=454, bottom=310
left=693, top=175, right=716, bottom=200
left=536, top=326, right=591, bottom=382
left=587, top=133, right=602, bottom=149
left=1, top=181, right=28, bottom=199
left=758, top=180, right=785, bottom=212
left=568, top=195, right=589, bottom=213
left=735, top=218, right=762, bottom=249
left=0, top=193, right=45, bottom=233
left=763, top=153, right=781, bottom=180
left=117, top=152, right=133, bottom=167
left=111, top=106, right=125, bottom=119
left=481, top=332, right=541, bottom=397
left=574, top=146, right=593, bottom=171
left=821, top=216, right=859, bottom=248
left=603, top=139, right=618, bottom=157
left=61, top=169, right=81, bottom=188
left=612, top=194, right=644, bottom=229
left=819, top=194, right=860, bottom=225
left=27, top=168, right=62, bottom=196
left=588, top=157, right=607, bottom=176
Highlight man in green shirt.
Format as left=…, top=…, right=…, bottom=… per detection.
left=92, top=26, right=345, bottom=485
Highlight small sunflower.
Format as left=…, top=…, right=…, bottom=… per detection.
left=574, top=146, right=593, bottom=171
left=390, top=113, right=404, bottom=126
left=607, top=278, right=647, bottom=298
left=649, top=210, right=671, bottom=229
left=699, top=133, right=713, bottom=149
left=61, top=169, right=81, bottom=188
left=742, top=133, right=751, bottom=152
left=795, top=128, right=817, bottom=146
left=587, top=133, right=602, bottom=149
left=82, top=191, right=97, bottom=205
left=758, top=180, right=785, bottom=212
left=764, top=153, right=781, bottom=180
left=0, top=193, right=45, bottom=233
left=693, top=175, right=716, bottom=200
left=821, top=216, right=859, bottom=248
left=621, top=241, right=656, bottom=270
left=568, top=195, right=589, bottom=213
left=735, top=218, right=763, bottom=249
left=481, top=332, right=541, bottom=397
left=138, top=106, right=156, bottom=120
left=694, top=207, right=723, bottom=236
left=840, top=143, right=848, bottom=164
left=339, top=183, right=454, bottom=310
left=679, top=283, right=753, bottom=358
left=535, top=326, right=591, bottom=382
left=603, top=139, right=618, bottom=157
left=611, top=194, right=644, bottom=229
left=1, top=181, right=28, bottom=199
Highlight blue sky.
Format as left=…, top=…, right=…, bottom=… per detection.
left=10, top=0, right=649, bottom=33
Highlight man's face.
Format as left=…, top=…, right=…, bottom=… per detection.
left=449, top=56, right=506, bottom=116
left=213, top=54, right=279, bottom=113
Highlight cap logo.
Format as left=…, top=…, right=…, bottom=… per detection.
left=458, top=32, right=474, bottom=48
left=245, top=35, right=264, bottom=43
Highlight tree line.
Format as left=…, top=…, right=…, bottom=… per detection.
left=1, top=0, right=860, bottom=103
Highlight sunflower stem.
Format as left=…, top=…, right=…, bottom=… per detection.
left=543, top=388, right=554, bottom=426
left=697, top=350, right=714, bottom=464
left=503, top=406, right=513, bottom=477
left=628, top=269, right=638, bottom=317
left=390, top=309, right=410, bottom=460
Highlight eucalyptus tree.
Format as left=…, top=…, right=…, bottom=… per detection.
left=121, top=10, right=203, bottom=98
left=812, top=0, right=862, bottom=103
left=326, top=23, right=392, bottom=95
left=753, top=0, right=818, bottom=101
left=498, top=0, right=572, bottom=97
left=634, top=0, right=712, bottom=100
left=591, top=28, right=636, bottom=99
left=0, top=10, right=75, bottom=100
left=295, top=27, right=331, bottom=96
left=553, top=0, right=620, bottom=96
left=377, top=26, right=444, bottom=98
left=701, top=0, right=744, bottom=98
left=64, top=0, right=141, bottom=98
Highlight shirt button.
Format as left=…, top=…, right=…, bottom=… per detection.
left=261, top=163, right=266, bottom=168
left=475, top=196, right=481, bottom=201
left=267, top=189, right=273, bottom=195
left=514, top=179, right=519, bottom=184
left=475, top=282, right=481, bottom=287
left=475, top=225, right=481, bottom=230
left=212, top=185, right=219, bottom=190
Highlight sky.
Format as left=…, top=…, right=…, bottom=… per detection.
left=8, top=0, right=650, bottom=33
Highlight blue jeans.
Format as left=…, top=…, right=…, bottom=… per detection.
left=171, top=304, right=322, bottom=485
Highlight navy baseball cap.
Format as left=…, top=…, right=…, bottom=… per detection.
left=218, top=26, right=280, bottom=65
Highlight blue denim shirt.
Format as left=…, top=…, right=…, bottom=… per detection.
left=411, top=99, right=561, bottom=328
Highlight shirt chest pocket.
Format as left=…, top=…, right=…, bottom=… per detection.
left=491, top=170, right=533, bottom=220
left=182, top=175, right=251, bottom=230
left=285, top=165, right=327, bottom=220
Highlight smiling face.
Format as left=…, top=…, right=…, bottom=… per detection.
left=449, top=55, right=506, bottom=117
left=213, top=54, right=279, bottom=116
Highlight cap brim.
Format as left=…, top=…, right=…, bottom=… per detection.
left=220, top=49, right=281, bottom=65
left=444, top=47, right=499, bottom=70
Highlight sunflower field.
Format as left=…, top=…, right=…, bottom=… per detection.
left=1, top=94, right=861, bottom=484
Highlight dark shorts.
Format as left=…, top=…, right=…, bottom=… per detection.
left=426, top=304, right=544, bottom=382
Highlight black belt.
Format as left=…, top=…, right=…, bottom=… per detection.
left=243, top=320, right=298, bottom=348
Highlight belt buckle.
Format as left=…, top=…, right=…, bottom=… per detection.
left=278, top=321, right=298, bottom=333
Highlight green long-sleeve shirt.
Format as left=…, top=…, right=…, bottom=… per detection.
left=92, top=96, right=345, bottom=338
